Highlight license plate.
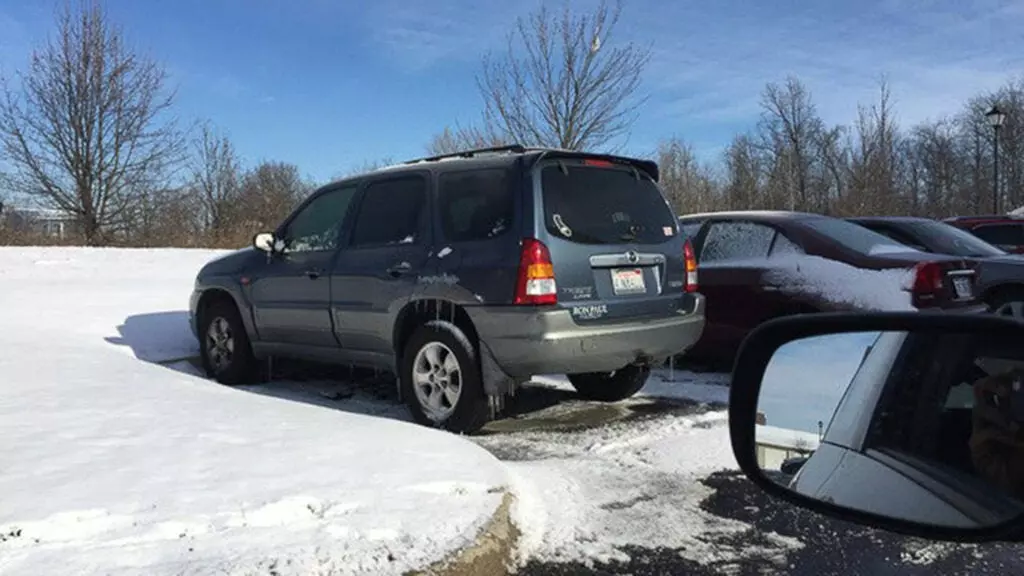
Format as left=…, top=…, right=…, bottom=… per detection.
left=612, top=268, right=646, bottom=294
left=952, top=276, right=972, bottom=299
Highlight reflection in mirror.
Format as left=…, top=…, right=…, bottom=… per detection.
left=756, top=330, right=1024, bottom=529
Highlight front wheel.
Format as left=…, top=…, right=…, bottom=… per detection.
left=400, top=320, right=490, bottom=433
left=199, top=300, right=258, bottom=385
left=568, top=365, right=651, bottom=402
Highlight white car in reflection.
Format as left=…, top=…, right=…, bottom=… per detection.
left=762, top=330, right=1024, bottom=528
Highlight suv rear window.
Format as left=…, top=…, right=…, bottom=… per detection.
left=541, top=164, right=676, bottom=245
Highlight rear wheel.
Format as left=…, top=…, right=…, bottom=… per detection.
left=199, top=300, right=258, bottom=385
left=568, top=365, right=651, bottom=402
left=400, top=320, right=490, bottom=433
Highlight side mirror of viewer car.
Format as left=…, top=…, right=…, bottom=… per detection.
left=729, top=311, right=1024, bottom=543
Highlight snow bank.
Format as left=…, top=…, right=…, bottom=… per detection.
left=0, top=247, right=508, bottom=576
left=763, top=254, right=916, bottom=311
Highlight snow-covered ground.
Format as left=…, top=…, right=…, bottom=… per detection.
left=0, top=247, right=510, bottom=576
left=485, top=373, right=789, bottom=570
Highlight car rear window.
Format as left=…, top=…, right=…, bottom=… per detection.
left=908, top=221, right=1006, bottom=258
left=971, top=223, right=1024, bottom=247
left=540, top=164, right=677, bottom=245
left=803, top=217, right=919, bottom=256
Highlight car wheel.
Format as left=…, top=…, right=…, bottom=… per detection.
left=568, top=365, right=651, bottom=402
left=199, top=300, right=258, bottom=385
left=400, top=320, right=490, bottom=433
left=989, top=290, right=1024, bottom=321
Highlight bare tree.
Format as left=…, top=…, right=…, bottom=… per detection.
left=338, top=156, right=397, bottom=178
left=848, top=79, right=903, bottom=214
left=758, top=77, right=825, bottom=211
left=188, top=122, right=239, bottom=236
left=477, top=0, right=650, bottom=150
left=224, top=161, right=309, bottom=241
left=723, top=133, right=765, bottom=210
left=657, top=137, right=719, bottom=213
left=426, top=123, right=510, bottom=156
left=0, top=1, right=183, bottom=245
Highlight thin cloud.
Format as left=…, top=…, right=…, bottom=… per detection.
left=635, top=0, right=1024, bottom=131
left=360, top=0, right=530, bottom=71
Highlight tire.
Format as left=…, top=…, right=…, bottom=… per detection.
left=988, top=289, right=1024, bottom=321
left=568, top=365, right=651, bottom=402
left=400, top=320, right=490, bottom=434
left=198, top=299, right=258, bottom=386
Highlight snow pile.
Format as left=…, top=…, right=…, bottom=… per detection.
left=477, top=370, right=795, bottom=569
left=764, top=254, right=916, bottom=311
left=476, top=406, right=801, bottom=569
left=0, top=247, right=508, bottom=576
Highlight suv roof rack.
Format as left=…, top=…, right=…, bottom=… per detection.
left=403, top=144, right=527, bottom=165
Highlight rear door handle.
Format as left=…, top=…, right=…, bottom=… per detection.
left=387, top=262, right=412, bottom=277
left=305, top=268, right=322, bottom=280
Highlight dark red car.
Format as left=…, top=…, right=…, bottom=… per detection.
left=944, top=215, right=1024, bottom=254
left=679, top=211, right=984, bottom=365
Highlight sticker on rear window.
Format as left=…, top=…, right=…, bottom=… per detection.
left=663, top=226, right=673, bottom=236
left=552, top=214, right=573, bottom=238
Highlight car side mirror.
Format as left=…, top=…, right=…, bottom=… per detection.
left=253, top=231, right=286, bottom=254
left=730, top=311, right=1024, bottom=542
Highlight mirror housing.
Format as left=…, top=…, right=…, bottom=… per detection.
left=730, top=311, right=1024, bottom=543
left=253, top=231, right=277, bottom=253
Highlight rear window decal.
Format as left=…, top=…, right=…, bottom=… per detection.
left=552, top=214, right=573, bottom=237
left=663, top=226, right=673, bottom=236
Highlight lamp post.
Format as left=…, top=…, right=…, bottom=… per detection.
left=986, top=105, right=1007, bottom=213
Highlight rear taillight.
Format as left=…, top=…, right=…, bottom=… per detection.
left=514, top=238, right=557, bottom=305
left=907, top=261, right=943, bottom=295
left=684, top=239, right=699, bottom=293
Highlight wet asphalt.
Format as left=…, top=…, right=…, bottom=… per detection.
left=521, top=469, right=1024, bottom=575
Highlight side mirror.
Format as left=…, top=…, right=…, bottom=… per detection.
left=253, top=232, right=277, bottom=253
left=730, top=311, right=1024, bottom=542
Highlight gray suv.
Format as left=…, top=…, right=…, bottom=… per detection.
left=189, top=145, right=706, bottom=433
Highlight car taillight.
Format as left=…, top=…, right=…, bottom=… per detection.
left=684, top=239, right=699, bottom=293
left=908, top=262, right=943, bottom=295
left=514, top=238, right=557, bottom=305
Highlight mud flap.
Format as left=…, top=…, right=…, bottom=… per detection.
left=478, top=339, right=518, bottom=416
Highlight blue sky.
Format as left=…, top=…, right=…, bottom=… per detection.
left=1, top=0, right=1022, bottom=184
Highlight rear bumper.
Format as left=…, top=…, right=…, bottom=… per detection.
left=467, top=295, right=706, bottom=378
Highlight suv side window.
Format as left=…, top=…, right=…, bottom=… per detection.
left=282, top=185, right=359, bottom=253
left=701, top=221, right=776, bottom=262
left=971, top=224, right=1024, bottom=247
left=351, top=176, right=427, bottom=247
left=438, top=168, right=513, bottom=242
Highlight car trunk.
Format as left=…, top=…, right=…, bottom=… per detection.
left=868, top=252, right=979, bottom=309
left=535, top=158, right=688, bottom=324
